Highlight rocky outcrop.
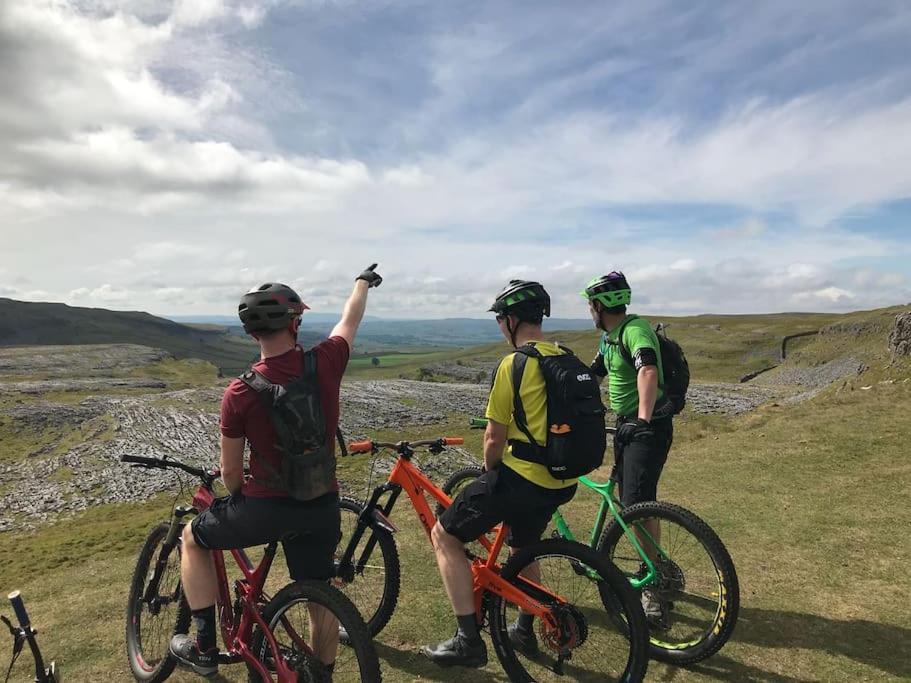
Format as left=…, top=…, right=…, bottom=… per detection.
left=888, top=312, right=911, bottom=359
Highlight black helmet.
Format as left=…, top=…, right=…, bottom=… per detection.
left=489, top=279, right=551, bottom=321
left=238, top=283, right=309, bottom=333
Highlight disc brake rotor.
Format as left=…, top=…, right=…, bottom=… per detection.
left=539, top=603, right=588, bottom=654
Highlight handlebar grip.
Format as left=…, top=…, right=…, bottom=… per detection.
left=347, top=440, right=373, bottom=454
left=8, top=591, right=30, bottom=628
left=443, top=437, right=464, bottom=446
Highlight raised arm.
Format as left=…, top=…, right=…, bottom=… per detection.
left=330, top=263, right=382, bottom=348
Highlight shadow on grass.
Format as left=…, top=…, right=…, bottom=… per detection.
left=681, top=605, right=911, bottom=681
left=374, top=642, right=504, bottom=682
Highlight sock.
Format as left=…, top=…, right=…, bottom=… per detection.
left=456, top=613, right=480, bottom=641
left=192, top=605, right=216, bottom=652
left=516, top=612, right=534, bottom=633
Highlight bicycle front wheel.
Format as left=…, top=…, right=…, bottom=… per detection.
left=487, top=538, right=649, bottom=682
left=247, top=580, right=382, bottom=682
left=126, top=523, right=190, bottom=682
left=597, top=501, right=740, bottom=665
left=435, top=465, right=483, bottom=517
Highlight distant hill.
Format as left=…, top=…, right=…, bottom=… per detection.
left=172, top=314, right=595, bottom=352
left=0, top=298, right=258, bottom=373
left=298, top=317, right=594, bottom=348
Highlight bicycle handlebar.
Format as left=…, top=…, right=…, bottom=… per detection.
left=345, top=437, right=464, bottom=455
left=120, top=454, right=214, bottom=483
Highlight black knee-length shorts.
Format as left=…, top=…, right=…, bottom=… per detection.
left=191, top=491, right=341, bottom=581
left=439, top=465, right=576, bottom=547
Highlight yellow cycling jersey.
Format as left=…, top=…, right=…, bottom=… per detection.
left=485, top=341, right=578, bottom=489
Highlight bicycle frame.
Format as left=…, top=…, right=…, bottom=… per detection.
left=551, top=475, right=666, bottom=590
left=168, top=485, right=298, bottom=682
left=338, top=448, right=576, bottom=628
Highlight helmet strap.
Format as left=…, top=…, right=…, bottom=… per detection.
left=289, top=317, right=301, bottom=339
left=506, top=316, right=519, bottom=348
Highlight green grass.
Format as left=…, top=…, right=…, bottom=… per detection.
left=2, top=358, right=910, bottom=681
left=1, top=306, right=910, bottom=681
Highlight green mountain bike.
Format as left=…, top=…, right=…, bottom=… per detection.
left=444, top=422, right=739, bottom=665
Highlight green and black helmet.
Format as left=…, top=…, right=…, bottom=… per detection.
left=582, top=271, right=631, bottom=308
left=489, top=279, right=551, bottom=321
left=238, top=283, right=309, bottom=333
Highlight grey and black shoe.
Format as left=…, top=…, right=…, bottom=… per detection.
left=169, top=634, right=218, bottom=677
left=421, top=632, right=488, bottom=668
left=507, top=622, right=539, bottom=658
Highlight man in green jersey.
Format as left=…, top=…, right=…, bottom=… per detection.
left=582, top=271, right=674, bottom=625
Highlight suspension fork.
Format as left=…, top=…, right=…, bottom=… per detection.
left=338, top=484, right=400, bottom=574
left=142, top=505, right=196, bottom=605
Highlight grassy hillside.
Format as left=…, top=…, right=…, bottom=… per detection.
left=347, top=307, right=907, bottom=382
left=0, top=298, right=258, bottom=372
left=1, top=356, right=909, bottom=681
left=1, top=305, right=909, bottom=681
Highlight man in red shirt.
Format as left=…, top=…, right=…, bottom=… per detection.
left=170, top=265, right=382, bottom=677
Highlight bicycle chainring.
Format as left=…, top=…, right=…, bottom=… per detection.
left=539, top=603, right=588, bottom=654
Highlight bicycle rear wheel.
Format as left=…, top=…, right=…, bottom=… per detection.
left=335, top=496, right=401, bottom=637
left=126, top=523, right=190, bottom=682
left=247, top=580, right=382, bottom=682
left=598, top=501, right=740, bottom=665
left=435, top=465, right=483, bottom=517
left=487, top=538, right=649, bottom=682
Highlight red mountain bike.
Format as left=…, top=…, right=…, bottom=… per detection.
left=122, top=454, right=380, bottom=682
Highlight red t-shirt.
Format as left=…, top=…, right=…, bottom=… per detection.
left=219, top=337, right=350, bottom=497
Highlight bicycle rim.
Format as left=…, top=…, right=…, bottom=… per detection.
left=599, top=501, right=739, bottom=664
left=126, top=523, right=190, bottom=681
left=488, top=539, right=649, bottom=682
left=249, top=581, right=381, bottom=683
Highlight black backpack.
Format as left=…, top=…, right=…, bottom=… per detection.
left=615, top=320, right=690, bottom=415
left=508, top=343, right=607, bottom=480
left=238, top=349, right=335, bottom=501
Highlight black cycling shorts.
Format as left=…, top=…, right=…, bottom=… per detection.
left=191, top=491, right=341, bottom=581
left=614, top=417, right=674, bottom=507
left=439, top=465, right=576, bottom=547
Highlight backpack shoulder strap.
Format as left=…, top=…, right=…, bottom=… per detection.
left=301, top=347, right=318, bottom=379
left=238, top=369, right=274, bottom=393
left=612, top=317, right=636, bottom=367
left=511, top=345, right=542, bottom=449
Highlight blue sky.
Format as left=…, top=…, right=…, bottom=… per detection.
left=0, top=0, right=909, bottom=318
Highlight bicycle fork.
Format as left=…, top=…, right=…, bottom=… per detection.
left=142, top=505, right=195, bottom=609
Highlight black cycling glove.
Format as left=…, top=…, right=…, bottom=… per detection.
left=356, top=263, right=383, bottom=288
left=616, top=418, right=654, bottom=445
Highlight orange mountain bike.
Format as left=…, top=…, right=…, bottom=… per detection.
left=334, top=436, right=649, bottom=682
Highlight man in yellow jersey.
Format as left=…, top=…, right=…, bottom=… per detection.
left=422, top=280, right=578, bottom=667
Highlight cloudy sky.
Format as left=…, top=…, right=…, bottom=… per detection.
left=1, top=1, right=910, bottom=319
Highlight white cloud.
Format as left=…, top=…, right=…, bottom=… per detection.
left=1, top=1, right=909, bottom=317
left=714, top=218, right=767, bottom=239
left=69, top=284, right=130, bottom=302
